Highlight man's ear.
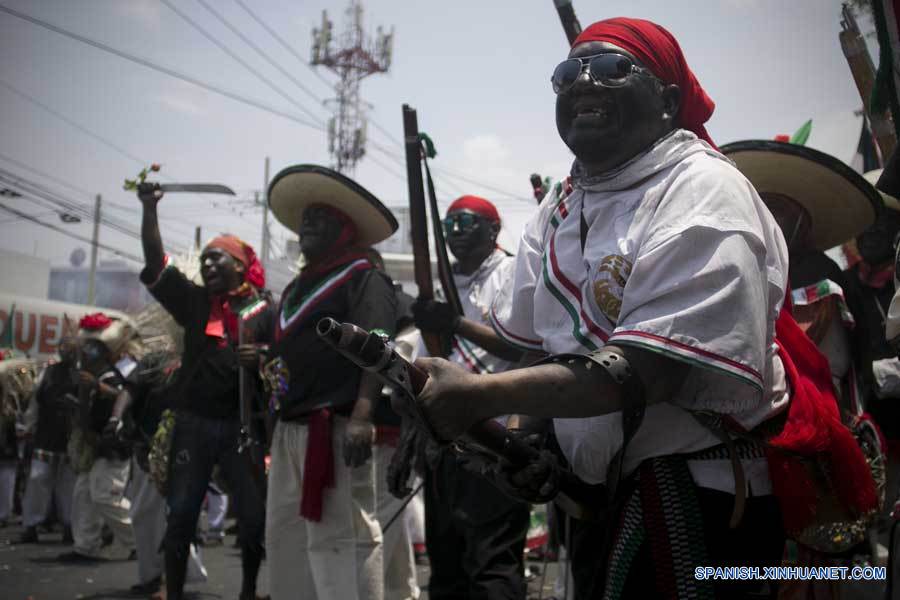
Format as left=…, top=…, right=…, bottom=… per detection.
left=661, top=83, right=680, bottom=123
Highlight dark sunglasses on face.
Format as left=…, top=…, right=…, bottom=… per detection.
left=551, top=52, right=658, bottom=95
left=442, top=212, right=482, bottom=234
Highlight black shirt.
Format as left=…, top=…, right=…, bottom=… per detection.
left=33, top=362, right=78, bottom=453
left=140, top=265, right=275, bottom=420
left=269, top=260, right=396, bottom=420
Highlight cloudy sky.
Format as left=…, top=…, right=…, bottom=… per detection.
left=0, top=0, right=875, bottom=274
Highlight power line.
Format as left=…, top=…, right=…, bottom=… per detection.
left=0, top=3, right=326, bottom=132
left=195, top=0, right=328, bottom=108
left=0, top=204, right=142, bottom=263
left=232, top=0, right=334, bottom=90
left=158, top=0, right=326, bottom=127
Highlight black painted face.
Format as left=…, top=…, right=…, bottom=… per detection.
left=58, top=338, right=77, bottom=364
left=444, top=209, right=498, bottom=264
left=80, top=339, right=111, bottom=374
left=200, top=247, right=244, bottom=295
left=299, top=205, right=344, bottom=260
left=857, top=211, right=900, bottom=265
left=555, top=41, right=677, bottom=172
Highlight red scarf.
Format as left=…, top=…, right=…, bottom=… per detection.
left=767, top=295, right=878, bottom=533
left=572, top=18, right=717, bottom=149
left=203, top=235, right=265, bottom=343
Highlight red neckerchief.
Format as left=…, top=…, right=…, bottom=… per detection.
left=856, top=259, right=894, bottom=289
left=206, top=283, right=256, bottom=344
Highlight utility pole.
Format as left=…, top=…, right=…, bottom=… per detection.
left=194, top=226, right=202, bottom=251
left=311, top=0, right=394, bottom=173
left=87, top=194, right=101, bottom=305
left=261, top=157, right=270, bottom=269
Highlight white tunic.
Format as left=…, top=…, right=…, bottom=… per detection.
left=449, top=249, right=517, bottom=375
left=491, top=130, right=790, bottom=492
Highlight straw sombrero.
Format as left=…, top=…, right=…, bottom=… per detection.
left=863, top=169, right=900, bottom=213
left=721, top=140, right=881, bottom=250
left=268, top=165, right=398, bottom=248
left=78, top=314, right=141, bottom=358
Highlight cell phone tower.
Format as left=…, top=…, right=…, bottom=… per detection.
left=311, top=0, right=394, bottom=174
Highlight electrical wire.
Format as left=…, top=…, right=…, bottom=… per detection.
left=158, top=0, right=326, bottom=126
left=0, top=3, right=326, bottom=132
left=0, top=204, right=142, bottom=263
left=195, top=0, right=328, bottom=108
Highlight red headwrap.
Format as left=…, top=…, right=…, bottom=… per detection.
left=79, top=313, right=113, bottom=331
left=205, top=234, right=266, bottom=289
left=573, top=17, right=717, bottom=149
left=447, top=195, right=501, bottom=225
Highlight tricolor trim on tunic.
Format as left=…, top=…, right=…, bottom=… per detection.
left=791, top=278, right=855, bottom=329
left=489, top=305, right=544, bottom=351
left=239, top=297, right=269, bottom=320
left=278, top=259, right=371, bottom=335
left=609, top=329, right=764, bottom=391
left=541, top=197, right=610, bottom=352
left=453, top=336, right=494, bottom=374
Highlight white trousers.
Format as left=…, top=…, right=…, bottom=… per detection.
left=206, top=489, right=228, bottom=532
left=129, top=461, right=207, bottom=584
left=266, top=418, right=384, bottom=600
left=23, top=457, right=75, bottom=527
left=0, top=462, right=16, bottom=521
left=374, top=444, right=419, bottom=600
left=71, top=458, right=134, bottom=558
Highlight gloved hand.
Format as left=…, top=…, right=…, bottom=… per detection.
left=487, top=433, right=560, bottom=504
left=101, top=417, right=123, bottom=443
left=342, top=418, right=375, bottom=468
left=411, top=299, right=460, bottom=335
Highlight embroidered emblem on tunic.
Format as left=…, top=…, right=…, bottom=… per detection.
left=592, top=255, right=632, bottom=324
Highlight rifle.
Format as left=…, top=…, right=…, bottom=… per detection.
left=840, top=3, right=897, bottom=160
left=553, top=0, right=582, bottom=46
left=316, top=317, right=598, bottom=521
left=403, top=104, right=451, bottom=357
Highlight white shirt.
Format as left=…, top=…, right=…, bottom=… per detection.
left=491, top=130, right=790, bottom=493
left=448, top=249, right=517, bottom=375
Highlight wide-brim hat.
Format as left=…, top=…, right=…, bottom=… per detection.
left=721, top=140, right=881, bottom=250
left=268, top=164, right=398, bottom=248
left=863, top=169, right=900, bottom=213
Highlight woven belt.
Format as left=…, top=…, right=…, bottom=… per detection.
left=686, top=440, right=767, bottom=461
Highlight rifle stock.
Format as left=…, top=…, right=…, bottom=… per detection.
left=402, top=104, right=450, bottom=357
left=840, top=5, right=897, bottom=160
left=553, top=0, right=582, bottom=46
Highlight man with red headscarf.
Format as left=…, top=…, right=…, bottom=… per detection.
left=412, top=195, right=529, bottom=600
left=263, top=165, right=398, bottom=600
left=137, top=184, right=274, bottom=600
left=406, top=17, right=878, bottom=599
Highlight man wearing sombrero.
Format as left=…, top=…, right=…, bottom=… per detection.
left=408, top=17, right=878, bottom=599
left=137, top=185, right=274, bottom=600
left=264, top=165, right=398, bottom=600
left=721, top=140, right=880, bottom=410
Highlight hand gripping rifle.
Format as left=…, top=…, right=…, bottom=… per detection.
left=316, top=317, right=597, bottom=520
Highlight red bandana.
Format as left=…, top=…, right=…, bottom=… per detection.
left=79, top=313, right=112, bottom=331
left=447, top=195, right=501, bottom=225
left=573, top=17, right=717, bottom=149
left=203, top=235, right=265, bottom=342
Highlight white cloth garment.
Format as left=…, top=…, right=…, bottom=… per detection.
left=0, top=462, right=16, bottom=521
left=23, top=456, right=75, bottom=527
left=266, top=417, right=383, bottom=600
left=71, top=457, right=134, bottom=558
left=205, top=489, right=228, bottom=534
left=491, top=130, right=791, bottom=493
left=375, top=444, right=420, bottom=600
left=448, top=250, right=516, bottom=375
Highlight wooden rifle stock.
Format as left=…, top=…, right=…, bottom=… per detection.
left=840, top=5, right=897, bottom=160
left=402, top=104, right=449, bottom=357
left=553, top=0, right=582, bottom=46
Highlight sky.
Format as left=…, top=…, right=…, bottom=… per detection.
left=0, top=0, right=876, bottom=275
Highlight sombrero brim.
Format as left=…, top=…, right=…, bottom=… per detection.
left=268, top=165, right=398, bottom=248
left=863, top=169, right=900, bottom=212
left=721, top=140, right=881, bottom=250
left=78, top=318, right=138, bottom=356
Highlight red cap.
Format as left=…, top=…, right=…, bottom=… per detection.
left=447, top=195, right=501, bottom=225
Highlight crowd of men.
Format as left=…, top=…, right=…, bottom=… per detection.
left=5, top=14, right=900, bottom=600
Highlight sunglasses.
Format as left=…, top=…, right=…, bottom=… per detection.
left=551, top=52, right=658, bottom=95
left=442, top=212, right=483, bottom=234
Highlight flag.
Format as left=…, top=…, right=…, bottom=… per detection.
left=790, top=119, right=813, bottom=145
